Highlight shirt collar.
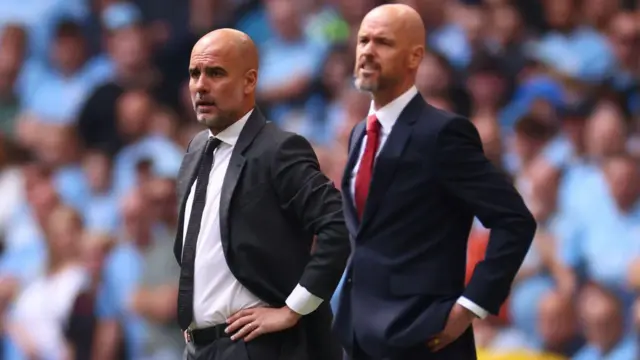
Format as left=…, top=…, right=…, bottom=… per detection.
left=208, top=109, right=253, bottom=146
left=368, top=86, right=418, bottom=132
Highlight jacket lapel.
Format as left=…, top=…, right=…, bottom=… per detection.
left=359, top=94, right=425, bottom=233
left=341, top=121, right=366, bottom=236
left=219, top=108, right=267, bottom=255
left=173, top=132, right=209, bottom=264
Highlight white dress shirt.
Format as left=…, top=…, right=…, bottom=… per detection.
left=350, top=86, right=489, bottom=319
left=183, top=109, right=323, bottom=329
left=11, top=265, right=88, bottom=359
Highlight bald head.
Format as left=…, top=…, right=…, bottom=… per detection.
left=192, top=28, right=259, bottom=71
left=189, top=29, right=259, bottom=133
left=363, top=4, right=426, bottom=46
left=354, top=4, right=425, bottom=107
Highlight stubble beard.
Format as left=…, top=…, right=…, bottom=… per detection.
left=196, top=110, right=237, bottom=134
left=354, top=76, right=379, bottom=93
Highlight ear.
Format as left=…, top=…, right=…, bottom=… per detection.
left=244, top=69, right=258, bottom=95
left=408, top=45, right=425, bottom=71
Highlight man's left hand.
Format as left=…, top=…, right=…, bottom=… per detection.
left=427, top=303, right=476, bottom=352
left=226, top=306, right=301, bottom=342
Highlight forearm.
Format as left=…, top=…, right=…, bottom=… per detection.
left=7, top=323, right=38, bottom=357
left=91, top=321, right=120, bottom=360
left=288, top=205, right=350, bottom=312
left=464, top=220, right=536, bottom=314
left=298, top=213, right=350, bottom=298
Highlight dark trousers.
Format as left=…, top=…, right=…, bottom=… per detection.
left=183, top=331, right=295, bottom=360
left=345, top=328, right=477, bottom=360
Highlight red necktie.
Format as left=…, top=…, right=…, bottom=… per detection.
left=354, top=114, right=381, bottom=219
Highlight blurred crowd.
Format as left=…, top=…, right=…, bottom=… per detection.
left=0, top=0, right=639, bottom=359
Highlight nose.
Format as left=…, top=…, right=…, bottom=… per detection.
left=360, top=41, right=375, bottom=57
left=193, top=74, right=209, bottom=94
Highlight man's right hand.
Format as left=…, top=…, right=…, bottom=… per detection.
left=427, top=303, right=475, bottom=352
left=226, top=306, right=301, bottom=342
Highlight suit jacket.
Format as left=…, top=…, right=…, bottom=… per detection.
left=333, top=95, right=536, bottom=359
left=174, top=108, right=350, bottom=360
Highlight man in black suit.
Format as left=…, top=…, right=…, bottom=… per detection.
left=333, top=4, right=536, bottom=360
left=174, top=28, right=349, bottom=360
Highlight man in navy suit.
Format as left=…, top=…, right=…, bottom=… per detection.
left=332, top=4, right=536, bottom=360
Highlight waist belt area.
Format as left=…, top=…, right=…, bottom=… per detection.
left=186, top=324, right=230, bottom=345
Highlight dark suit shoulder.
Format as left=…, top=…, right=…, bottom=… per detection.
left=255, top=122, right=317, bottom=158
left=186, top=130, right=210, bottom=152
left=416, top=102, right=467, bottom=134
left=397, top=103, right=463, bottom=157
left=260, top=122, right=305, bottom=145
left=433, top=113, right=482, bottom=150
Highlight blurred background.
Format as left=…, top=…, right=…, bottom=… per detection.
left=0, top=0, right=639, bottom=359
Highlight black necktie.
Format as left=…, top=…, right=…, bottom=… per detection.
left=177, top=137, right=222, bottom=330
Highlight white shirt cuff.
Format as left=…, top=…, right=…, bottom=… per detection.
left=285, top=284, right=323, bottom=315
left=457, top=296, right=489, bottom=319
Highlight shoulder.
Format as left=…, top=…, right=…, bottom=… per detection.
left=57, top=264, right=90, bottom=293
left=408, top=103, right=475, bottom=152
left=185, top=130, right=210, bottom=153
left=414, top=103, right=479, bottom=146
left=251, top=123, right=321, bottom=174
left=258, top=122, right=314, bottom=152
left=418, top=103, right=468, bottom=134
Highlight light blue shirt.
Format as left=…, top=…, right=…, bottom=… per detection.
left=54, top=165, right=92, bottom=212
left=18, top=56, right=113, bottom=124
left=112, top=135, right=184, bottom=196
left=572, top=335, right=638, bottom=360
left=0, top=0, right=88, bottom=61
left=428, top=23, right=470, bottom=69
left=97, top=241, right=147, bottom=360
left=560, top=186, right=640, bottom=310
left=257, top=35, right=328, bottom=124
left=84, top=190, right=120, bottom=234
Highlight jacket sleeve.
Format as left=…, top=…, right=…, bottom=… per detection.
left=270, top=134, right=351, bottom=314
left=436, top=117, right=536, bottom=314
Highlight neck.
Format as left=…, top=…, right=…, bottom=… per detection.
left=208, top=104, right=254, bottom=135
left=473, top=105, right=498, bottom=117
left=47, top=255, right=71, bottom=274
left=521, top=154, right=536, bottom=168
left=617, top=193, right=639, bottom=213
left=372, top=83, right=414, bottom=110
left=599, top=329, right=624, bottom=354
left=556, top=23, right=577, bottom=34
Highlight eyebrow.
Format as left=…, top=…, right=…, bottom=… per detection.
left=359, top=33, right=396, bottom=43
left=188, top=65, right=228, bottom=76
